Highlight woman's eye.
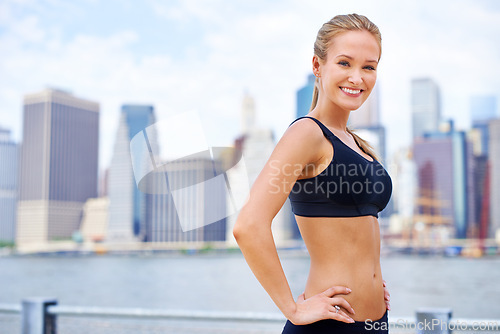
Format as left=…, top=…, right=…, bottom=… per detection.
left=338, top=61, right=349, bottom=67
left=364, top=65, right=376, bottom=71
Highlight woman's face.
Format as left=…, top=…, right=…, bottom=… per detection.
left=314, top=30, right=380, bottom=112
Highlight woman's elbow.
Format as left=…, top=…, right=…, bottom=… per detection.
left=232, top=214, right=252, bottom=241
left=233, top=208, right=264, bottom=241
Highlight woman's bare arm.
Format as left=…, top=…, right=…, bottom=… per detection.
left=233, top=119, right=355, bottom=324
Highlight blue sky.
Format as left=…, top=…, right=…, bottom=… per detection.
left=1, top=0, right=500, bottom=171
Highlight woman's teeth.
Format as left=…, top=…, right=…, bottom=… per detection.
left=341, top=87, right=361, bottom=94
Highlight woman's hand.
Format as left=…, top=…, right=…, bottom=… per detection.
left=383, top=280, right=391, bottom=311
left=288, top=286, right=355, bottom=325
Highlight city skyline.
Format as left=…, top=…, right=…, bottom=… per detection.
left=1, top=0, right=499, bottom=173
left=1, top=85, right=499, bottom=250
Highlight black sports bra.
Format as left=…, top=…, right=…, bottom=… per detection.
left=287, top=116, right=392, bottom=218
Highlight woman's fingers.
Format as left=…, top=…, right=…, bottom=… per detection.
left=320, top=286, right=355, bottom=315
left=322, top=286, right=352, bottom=297
left=291, top=289, right=357, bottom=325
left=330, top=297, right=355, bottom=315
left=383, top=280, right=391, bottom=310
left=327, top=306, right=355, bottom=323
left=385, top=292, right=391, bottom=310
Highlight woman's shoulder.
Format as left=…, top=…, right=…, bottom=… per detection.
left=273, top=117, right=327, bottom=161
left=285, top=117, right=325, bottom=142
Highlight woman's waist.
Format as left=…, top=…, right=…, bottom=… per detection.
left=304, top=264, right=386, bottom=321
left=305, top=262, right=383, bottom=293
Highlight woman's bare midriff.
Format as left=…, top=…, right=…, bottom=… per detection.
left=296, top=215, right=386, bottom=322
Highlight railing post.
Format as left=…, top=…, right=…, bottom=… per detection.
left=416, top=307, right=452, bottom=334
left=21, top=298, right=58, bottom=334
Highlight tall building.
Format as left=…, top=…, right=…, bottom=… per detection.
left=411, top=78, right=441, bottom=139
left=388, top=148, right=417, bottom=237
left=412, top=121, right=474, bottom=239
left=489, top=119, right=500, bottom=239
left=226, top=93, right=290, bottom=244
left=296, top=74, right=315, bottom=118
left=0, top=127, right=18, bottom=244
left=108, top=105, right=155, bottom=242
left=471, top=95, right=497, bottom=155
left=123, top=110, right=230, bottom=244
left=472, top=153, right=489, bottom=239
left=469, top=96, right=497, bottom=238
left=16, top=89, right=99, bottom=247
left=144, top=157, right=227, bottom=243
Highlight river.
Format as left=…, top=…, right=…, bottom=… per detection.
left=1, top=252, right=499, bottom=320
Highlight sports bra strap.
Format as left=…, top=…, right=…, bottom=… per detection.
left=288, top=116, right=335, bottom=139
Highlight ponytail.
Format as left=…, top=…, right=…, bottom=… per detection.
left=346, top=128, right=379, bottom=162
left=309, top=77, right=319, bottom=112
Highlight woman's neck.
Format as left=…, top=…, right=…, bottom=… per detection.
left=309, top=97, right=350, bottom=133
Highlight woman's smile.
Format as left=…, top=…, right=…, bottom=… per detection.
left=339, top=86, right=363, bottom=97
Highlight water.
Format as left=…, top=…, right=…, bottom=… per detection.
left=1, top=252, right=499, bottom=320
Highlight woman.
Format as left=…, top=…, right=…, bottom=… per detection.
left=233, top=14, right=392, bottom=334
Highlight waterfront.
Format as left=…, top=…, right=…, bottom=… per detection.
left=1, top=252, right=499, bottom=321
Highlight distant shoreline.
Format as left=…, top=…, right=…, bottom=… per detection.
left=1, top=242, right=499, bottom=259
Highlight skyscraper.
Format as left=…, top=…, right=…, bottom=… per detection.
left=489, top=119, right=500, bottom=239
left=411, top=78, right=441, bottom=139
left=296, top=74, right=315, bottom=118
left=0, top=127, right=18, bottom=244
left=412, top=121, right=474, bottom=239
left=469, top=95, right=497, bottom=238
left=389, top=148, right=417, bottom=238
left=471, top=96, right=497, bottom=155
left=16, top=89, right=99, bottom=247
left=226, top=93, right=290, bottom=244
left=108, top=105, right=155, bottom=242
left=144, top=157, right=227, bottom=243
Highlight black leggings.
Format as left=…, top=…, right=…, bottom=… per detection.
left=281, top=310, right=389, bottom=334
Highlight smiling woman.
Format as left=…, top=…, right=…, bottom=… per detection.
left=233, top=14, right=392, bottom=334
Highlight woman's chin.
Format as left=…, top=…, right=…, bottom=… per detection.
left=340, top=103, right=364, bottom=112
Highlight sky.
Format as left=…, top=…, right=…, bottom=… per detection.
left=1, top=0, right=500, bottom=172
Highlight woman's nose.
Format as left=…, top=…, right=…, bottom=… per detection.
left=348, top=70, right=362, bottom=85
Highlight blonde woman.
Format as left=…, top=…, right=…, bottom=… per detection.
left=233, top=14, right=392, bottom=334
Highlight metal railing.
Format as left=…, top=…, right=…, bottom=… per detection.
left=1, top=298, right=499, bottom=334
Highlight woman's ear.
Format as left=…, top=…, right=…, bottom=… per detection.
left=312, top=55, right=321, bottom=77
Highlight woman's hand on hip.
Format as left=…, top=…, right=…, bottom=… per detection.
left=383, top=280, right=390, bottom=311
left=288, top=286, right=355, bottom=325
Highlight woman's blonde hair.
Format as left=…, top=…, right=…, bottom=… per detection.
left=310, top=14, right=382, bottom=161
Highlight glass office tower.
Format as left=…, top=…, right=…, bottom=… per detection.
left=108, top=105, right=155, bottom=242
left=17, top=89, right=99, bottom=247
